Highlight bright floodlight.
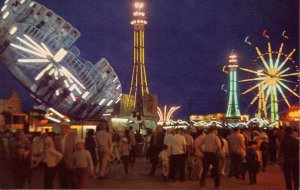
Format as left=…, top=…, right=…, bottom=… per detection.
left=53, top=48, right=68, bottom=62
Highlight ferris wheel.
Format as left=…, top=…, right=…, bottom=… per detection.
left=239, top=30, right=299, bottom=123
left=0, top=0, right=122, bottom=120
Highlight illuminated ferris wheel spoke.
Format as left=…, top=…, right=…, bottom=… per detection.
left=34, top=63, right=54, bottom=81
left=41, top=43, right=54, bottom=57
left=239, top=77, right=263, bottom=83
left=18, top=58, right=50, bottom=63
left=23, top=34, right=49, bottom=56
left=278, top=78, right=297, bottom=84
left=279, top=72, right=300, bottom=77
left=240, top=67, right=260, bottom=74
left=276, top=49, right=296, bottom=71
left=278, top=81, right=300, bottom=98
left=10, top=43, right=47, bottom=58
left=16, top=36, right=48, bottom=56
left=268, top=42, right=274, bottom=68
left=276, top=67, right=291, bottom=76
left=250, top=93, right=260, bottom=105
left=277, top=85, right=291, bottom=107
left=274, top=43, right=284, bottom=68
left=60, top=66, right=86, bottom=89
left=255, top=47, right=270, bottom=71
left=242, top=81, right=264, bottom=95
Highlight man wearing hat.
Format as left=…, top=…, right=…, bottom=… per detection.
left=199, top=125, right=221, bottom=189
left=54, top=122, right=77, bottom=189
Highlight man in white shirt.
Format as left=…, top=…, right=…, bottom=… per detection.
left=54, top=123, right=77, bottom=189
left=95, top=120, right=112, bottom=179
left=228, top=127, right=246, bottom=179
left=169, top=128, right=186, bottom=181
left=199, top=126, right=221, bottom=189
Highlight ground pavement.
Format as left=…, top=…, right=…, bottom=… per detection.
left=1, top=156, right=285, bottom=189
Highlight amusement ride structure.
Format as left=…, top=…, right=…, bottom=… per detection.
left=0, top=0, right=122, bottom=120
left=128, top=0, right=149, bottom=113
left=224, top=51, right=241, bottom=117
left=157, top=105, right=180, bottom=124
left=117, top=0, right=157, bottom=124
left=240, top=30, right=299, bottom=123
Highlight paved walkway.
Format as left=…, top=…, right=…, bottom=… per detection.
left=1, top=156, right=285, bottom=189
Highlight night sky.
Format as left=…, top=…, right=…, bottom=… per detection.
left=0, top=0, right=298, bottom=119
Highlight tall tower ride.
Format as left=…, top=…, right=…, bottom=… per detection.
left=256, top=70, right=268, bottom=119
left=226, top=52, right=241, bottom=117
left=128, top=1, right=149, bottom=114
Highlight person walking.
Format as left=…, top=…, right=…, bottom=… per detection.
left=183, top=129, right=194, bottom=180
left=159, top=145, right=170, bottom=182
left=95, top=120, right=112, bottom=179
left=228, top=127, right=246, bottom=179
left=218, top=132, right=229, bottom=176
left=259, top=134, right=269, bottom=172
left=54, top=123, right=77, bottom=189
left=169, top=128, right=186, bottom=181
left=72, top=139, right=94, bottom=189
left=128, top=126, right=136, bottom=167
left=199, top=126, right=221, bottom=189
left=111, top=129, right=121, bottom=163
left=43, top=136, right=63, bottom=189
left=279, top=127, right=299, bottom=190
left=149, top=126, right=165, bottom=176
left=246, top=141, right=259, bottom=185
left=85, top=129, right=97, bottom=168
left=194, top=129, right=205, bottom=179
left=119, top=137, right=131, bottom=174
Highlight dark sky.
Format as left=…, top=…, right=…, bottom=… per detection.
left=0, top=0, right=298, bottom=119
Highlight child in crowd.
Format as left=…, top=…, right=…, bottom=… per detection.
left=119, top=137, right=131, bottom=174
left=73, top=139, right=94, bottom=189
left=158, top=145, right=170, bottom=182
left=246, top=141, right=260, bottom=185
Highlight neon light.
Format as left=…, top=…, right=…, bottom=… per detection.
left=2, top=11, right=9, bottom=19
left=18, top=59, right=50, bottom=63
left=99, top=99, right=106, bottom=105
left=1, top=5, right=7, bottom=12
left=9, top=26, right=17, bottom=35
left=82, top=91, right=89, bottom=99
left=45, top=116, right=61, bottom=123
left=107, top=100, right=113, bottom=106
left=10, top=43, right=47, bottom=58
left=70, top=93, right=76, bottom=102
left=53, top=48, right=68, bottom=62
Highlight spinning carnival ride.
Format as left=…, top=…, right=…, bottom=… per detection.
left=240, top=30, right=299, bottom=123
left=0, top=0, right=122, bottom=120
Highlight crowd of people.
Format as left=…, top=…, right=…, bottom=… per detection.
left=0, top=120, right=299, bottom=190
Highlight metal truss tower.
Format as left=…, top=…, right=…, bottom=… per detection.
left=226, top=52, right=241, bottom=117
left=128, top=1, right=149, bottom=114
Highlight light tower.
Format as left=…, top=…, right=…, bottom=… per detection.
left=255, top=70, right=268, bottom=119
left=226, top=52, right=241, bottom=117
left=128, top=0, right=149, bottom=114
